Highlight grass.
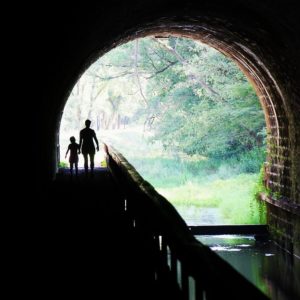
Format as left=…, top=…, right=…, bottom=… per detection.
left=157, top=173, right=265, bottom=224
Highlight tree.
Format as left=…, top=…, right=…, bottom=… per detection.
left=61, top=36, right=266, bottom=160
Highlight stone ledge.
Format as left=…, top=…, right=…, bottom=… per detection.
left=260, top=193, right=300, bottom=216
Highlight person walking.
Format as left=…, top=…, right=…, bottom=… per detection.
left=65, top=136, right=80, bottom=177
left=79, top=119, right=99, bottom=176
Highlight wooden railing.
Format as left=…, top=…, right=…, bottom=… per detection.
left=104, top=144, right=270, bottom=300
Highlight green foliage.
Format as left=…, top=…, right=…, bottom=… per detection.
left=60, top=36, right=267, bottom=225
left=254, top=165, right=270, bottom=198
left=252, top=166, right=268, bottom=223
left=126, top=146, right=266, bottom=224
left=137, top=38, right=265, bottom=159
left=61, top=36, right=265, bottom=163
left=58, top=161, right=68, bottom=168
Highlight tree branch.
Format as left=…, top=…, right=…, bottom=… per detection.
left=92, top=71, right=133, bottom=81
left=152, top=37, right=222, bottom=99
left=145, top=51, right=159, bottom=71
left=134, top=39, right=148, bottom=106
left=146, top=61, right=178, bottom=79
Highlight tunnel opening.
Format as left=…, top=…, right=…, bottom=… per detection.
left=55, top=24, right=290, bottom=206
left=59, top=35, right=268, bottom=226
left=43, top=8, right=299, bottom=259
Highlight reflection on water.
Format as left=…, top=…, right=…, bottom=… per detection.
left=195, top=235, right=300, bottom=300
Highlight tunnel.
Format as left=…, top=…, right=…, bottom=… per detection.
left=31, top=0, right=300, bottom=288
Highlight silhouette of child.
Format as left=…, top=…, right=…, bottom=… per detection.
left=65, top=136, right=80, bottom=177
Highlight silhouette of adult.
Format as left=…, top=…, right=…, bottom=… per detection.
left=79, top=119, right=99, bottom=175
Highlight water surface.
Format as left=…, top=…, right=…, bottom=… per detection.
left=195, top=235, right=300, bottom=300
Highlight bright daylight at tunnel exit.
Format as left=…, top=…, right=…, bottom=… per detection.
left=59, top=36, right=267, bottom=226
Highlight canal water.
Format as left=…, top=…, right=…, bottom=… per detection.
left=175, top=206, right=299, bottom=299
left=195, top=235, right=300, bottom=300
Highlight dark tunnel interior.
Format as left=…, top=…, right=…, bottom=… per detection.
left=22, top=1, right=300, bottom=298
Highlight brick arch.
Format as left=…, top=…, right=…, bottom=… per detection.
left=59, top=22, right=292, bottom=201
left=37, top=3, right=299, bottom=255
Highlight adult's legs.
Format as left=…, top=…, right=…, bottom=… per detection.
left=89, top=153, right=95, bottom=173
left=83, top=153, right=89, bottom=175
left=75, top=162, right=78, bottom=176
left=70, top=162, right=74, bottom=176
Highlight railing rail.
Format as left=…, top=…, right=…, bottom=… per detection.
left=104, top=143, right=270, bottom=300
